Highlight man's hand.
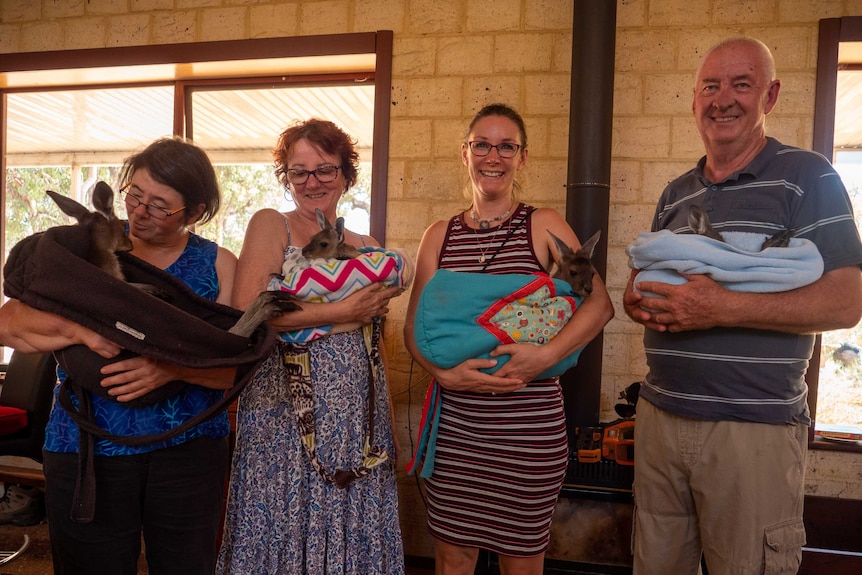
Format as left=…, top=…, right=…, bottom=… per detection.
left=634, top=274, right=729, bottom=332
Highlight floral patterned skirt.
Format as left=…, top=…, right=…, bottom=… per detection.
left=216, top=332, right=404, bottom=575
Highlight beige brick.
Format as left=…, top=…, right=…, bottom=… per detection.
left=406, top=77, right=462, bottom=117
left=609, top=204, right=655, bottom=246
left=385, top=160, right=407, bottom=199
left=45, top=0, right=85, bottom=19
left=1, top=0, right=41, bottom=23
left=526, top=117, right=550, bottom=156
left=438, top=35, right=494, bottom=76
left=524, top=0, right=573, bottom=31
left=389, top=80, right=410, bottom=117
left=677, top=31, right=743, bottom=72
left=405, top=160, right=464, bottom=201
left=200, top=7, right=247, bottom=42
left=523, top=73, right=570, bottom=115
left=616, top=30, right=677, bottom=72
left=152, top=10, right=197, bottom=44
left=612, top=116, right=671, bottom=159
left=462, top=75, right=523, bottom=118
left=643, top=160, right=697, bottom=201
left=767, top=116, right=807, bottom=149
left=389, top=118, right=433, bottom=159
left=613, top=72, right=643, bottom=116
left=669, top=117, right=702, bottom=160
left=132, top=0, right=175, bottom=11
left=616, top=0, right=646, bottom=28
left=407, top=0, right=461, bottom=34
left=0, top=24, right=20, bottom=53
left=298, top=0, right=349, bottom=35
left=65, top=18, right=108, bottom=50
left=713, top=0, right=777, bottom=25
left=466, top=0, right=520, bottom=32
left=85, top=0, right=127, bottom=16
left=432, top=118, right=466, bottom=159
left=177, top=0, right=221, bottom=8
left=547, top=116, right=569, bottom=158
left=552, top=31, right=572, bottom=73
left=774, top=71, right=815, bottom=115
left=644, top=73, right=694, bottom=116
left=106, top=14, right=151, bottom=46
left=21, top=22, right=65, bottom=52
left=519, top=159, right=567, bottom=203
left=353, top=0, right=407, bottom=33
left=648, top=0, right=711, bottom=26
left=601, top=332, right=630, bottom=375
left=249, top=4, right=299, bottom=39
left=392, top=37, right=436, bottom=77
left=610, top=160, right=641, bottom=204
left=494, top=33, right=553, bottom=73
left=778, top=0, right=843, bottom=23
left=742, top=27, right=814, bottom=71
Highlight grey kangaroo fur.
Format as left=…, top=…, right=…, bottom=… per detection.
left=302, top=208, right=361, bottom=260
left=547, top=229, right=601, bottom=298
left=687, top=205, right=793, bottom=250
left=47, top=183, right=299, bottom=337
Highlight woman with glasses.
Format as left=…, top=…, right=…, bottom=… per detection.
left=216, top=118, right=404, bottom=575
left=0, top=137, right=238, bottom=574
left=404, top=103, right=614, bottom=574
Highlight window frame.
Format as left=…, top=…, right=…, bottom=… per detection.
left=809, top=16, right=862, bottom=452
left=0, top=31, right=393, bottom=265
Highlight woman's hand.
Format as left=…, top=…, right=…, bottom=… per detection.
left=434, top=358, right=525, bottom=395
left=342, top=282, right=403, bottom=324
left=99, top=355, right=175, bottom=403
left=0, top=299, right=121, bottom=357
left=489, top=343, right=555, bottom=383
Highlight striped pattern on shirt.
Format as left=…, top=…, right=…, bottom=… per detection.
left=425, top=203, right=569, bottom=556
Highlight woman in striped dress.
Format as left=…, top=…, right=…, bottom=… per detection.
left=404, top=103, right=614, bottom=574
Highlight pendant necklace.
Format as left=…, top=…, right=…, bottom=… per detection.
left=471, top=205, right=513, bottom=264
left=471, top=205, right=512, bottom=230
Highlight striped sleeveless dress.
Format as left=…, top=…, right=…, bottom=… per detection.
left=424, top=202, right=569, bottom=556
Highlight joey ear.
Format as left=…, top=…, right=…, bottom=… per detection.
left=47, top=190, right=90, bottom=222
left=314, top=208, right=330, bottom=230
left=91, top=181, right=117, bottom=219
left=547, top=230, right=574, bottom=259
left=335, top=217, right=346, bottom=242
left=580, top=230, right=601, bottom=258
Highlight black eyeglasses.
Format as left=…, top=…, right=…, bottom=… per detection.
left=285, top=165, right=341, bottom=185
left=120, top=184, right=186, bottom=220
left=467, top=141, right=522, bottom=158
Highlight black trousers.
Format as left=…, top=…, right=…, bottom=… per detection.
left=43, top=436, right=229, bottom=575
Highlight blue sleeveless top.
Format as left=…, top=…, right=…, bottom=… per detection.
left=44, top=232, right=231, bottom=455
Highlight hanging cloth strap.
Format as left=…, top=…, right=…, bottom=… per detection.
left=281, top=320, right=388, bottom=489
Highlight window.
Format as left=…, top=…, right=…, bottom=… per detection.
left=1, top=32, right=393, bottom=361
left=810, top=17, right=862, bottom=449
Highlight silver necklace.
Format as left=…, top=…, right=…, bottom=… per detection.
left=472, top=217, right=509, bottom=264
left=471, top=205, right=512, bottom=230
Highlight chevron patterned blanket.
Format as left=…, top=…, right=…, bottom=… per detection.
left=271, top=246, right=414, bottom=342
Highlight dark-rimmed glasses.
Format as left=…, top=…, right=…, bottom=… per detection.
left=285, top=165, right=341, bottom=185
left=467, top=141, right=522, bottom=158
left=120, top=183, right=186, bottom=220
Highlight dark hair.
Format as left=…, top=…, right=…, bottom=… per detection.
left=273, top=119, right=359, bottom=191
left=118, top=136, right=220, bottom=224
left=463, top=103, right=528, bottom=149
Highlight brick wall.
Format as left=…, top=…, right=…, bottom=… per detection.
left=3, top=0, right=861, bottom=559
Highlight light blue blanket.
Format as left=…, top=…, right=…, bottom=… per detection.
left=627, top=230, right=823, bottom=293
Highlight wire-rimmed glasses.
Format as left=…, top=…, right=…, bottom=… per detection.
left=120, top=183, right=186, bottom=220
